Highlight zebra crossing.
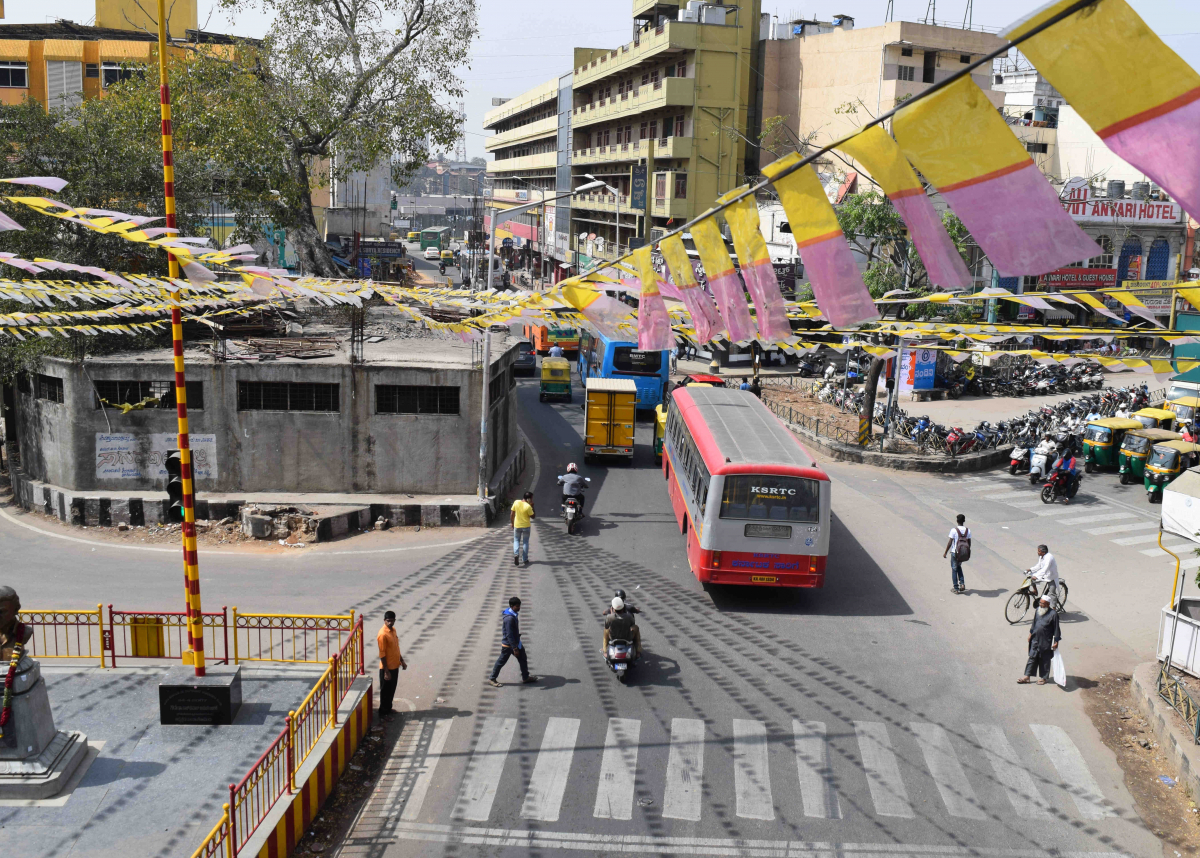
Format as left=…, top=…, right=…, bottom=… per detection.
left=366, top=714, right=1115, bottom=827
left=949, top=471, right=1197, bottom=568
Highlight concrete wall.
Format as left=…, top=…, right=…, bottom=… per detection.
left=13, top=347, right=519, bottom=495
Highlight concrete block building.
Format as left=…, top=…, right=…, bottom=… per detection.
left=10, top=337, right=519, bottom=497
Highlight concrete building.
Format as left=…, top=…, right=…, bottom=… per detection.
left=991, top=52, right=1062, bottom=180
left=11, top=331, right=520, bottom=498
left=568, top=0, right=764, bottom=265
left=761, top=18, right=1007, bottom=176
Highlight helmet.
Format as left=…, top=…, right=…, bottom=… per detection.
left=566, top=462, right=578, bottom=473
left=614, top=589, right=627, bottom=601
left=611, top=597, right=624, bottom=611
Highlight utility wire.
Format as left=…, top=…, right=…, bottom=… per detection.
left=580, top=0, right=1102, bottom=278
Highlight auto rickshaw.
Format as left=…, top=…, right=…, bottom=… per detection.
left=1132, top=407, right=1177, bottom=431
left=1117, top=427, right=1181, bottom=484
left=1082, top=417, right=1141, bottom=473
left=539, top=356, right=572, bottom=402
left=653, top=403, right=667, bottom=466
left=406, top=231, right=419, bottom=240
left=1144, top=439, right=1200, bottom=503
left=1166, top=396, right=1200, bottom=426
left=440, top=248, right=456, bottom=267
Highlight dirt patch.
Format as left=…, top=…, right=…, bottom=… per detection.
left=762, top=388, right=867, bottom=436
left=1085, top=672, right=1200, bottom=856
left=290, top=720, right=393, bottom=855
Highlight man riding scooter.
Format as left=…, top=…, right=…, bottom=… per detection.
left=603, top=595, right=641, bottom=659
left=558, top=463, right=588, bottom=518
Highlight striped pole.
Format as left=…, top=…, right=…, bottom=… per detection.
left=156, top=0, right=205, bottom=676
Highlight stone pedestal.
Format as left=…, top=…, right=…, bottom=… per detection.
left=0, top=654, right=89, bottom=799
left=158, top=665, right=243, bottom=725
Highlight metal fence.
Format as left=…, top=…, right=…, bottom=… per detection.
left=1158, top=665, right=1200, bottom=744
left=232, top=609, right=357, bottom=665
left=108, top=607, right=230, bottom=667
left=19, top=606, right=105, bottom=667
left=209, top=616, right=366, bottom=858
left=761, top=394, right=863, bottom=446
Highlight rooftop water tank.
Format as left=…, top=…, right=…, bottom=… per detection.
left=1107, top=180, right=1126, bottom=199
left=1131, top=181, right=1150, bottom=200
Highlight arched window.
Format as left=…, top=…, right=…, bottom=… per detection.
left=1146, top=237, right=1171, bottom=280
left=1117, top=237, right=1142, bottom=283
left=1089, top=235, right=1113, bottom=268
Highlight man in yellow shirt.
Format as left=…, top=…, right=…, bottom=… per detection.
left=510, top=491, right=535, bottom=567
left=376, top=611, right=406, bottom=722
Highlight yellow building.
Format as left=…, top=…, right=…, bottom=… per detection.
left=568, top=0, right=763, bottom=261
left=0, top=0, right=233, bottom=112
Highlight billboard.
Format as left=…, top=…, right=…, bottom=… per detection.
left=1038, top=267, right=1116, bottom=290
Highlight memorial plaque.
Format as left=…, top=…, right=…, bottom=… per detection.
left=158, top=665, right=243, bottom=725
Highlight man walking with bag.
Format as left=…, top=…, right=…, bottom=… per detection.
left=942, top=513, right=972, bottom=594
left=1018, top=593, right=1061, bottom=685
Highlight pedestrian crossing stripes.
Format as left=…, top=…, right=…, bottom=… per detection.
left=1139, top=543, right=1192, bottom=557
left=948, top=470, right=1175, bottom=562
left=387, top=715, right=1115, bottom=827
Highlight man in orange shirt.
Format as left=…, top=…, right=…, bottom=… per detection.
left=376, top=610, right=406, bottom=722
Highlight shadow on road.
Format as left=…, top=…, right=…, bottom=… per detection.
left=707, top=513, right=913, bottom=618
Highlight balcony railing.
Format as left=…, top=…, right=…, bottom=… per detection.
left=573, top=21, right=698, bottom=88
left=571, top=78, right=694, bottom=128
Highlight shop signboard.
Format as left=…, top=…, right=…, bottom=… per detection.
left=773, top=261, right=798, bottom=296
left=1124, top=280, right=1177, bottom=315
left=631, top=165, right=647, bottom=210
left=1060, top=177, right=1182, bottom=224
left=1039, top=267, right=1117, bottom=290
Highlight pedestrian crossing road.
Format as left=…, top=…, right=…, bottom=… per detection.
left=944, top=471, right=1194, bottom=569
left=350, top=713, right=1115, bottom=838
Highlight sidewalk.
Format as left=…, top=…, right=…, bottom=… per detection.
left=4, top=663, right=319, bottom=858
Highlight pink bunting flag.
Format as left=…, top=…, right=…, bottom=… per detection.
left=717, top=188, right=793, bottom=341
left=690, top=216, right=757, bottom=342
left=659, top=233, right=724, bottom=344
left=0, top=210, right=24, bottom=232
left=1, top=177, right=69, bottom=193
left=632, top=246, right=674, bottom=351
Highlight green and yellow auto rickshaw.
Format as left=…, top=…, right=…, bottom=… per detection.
left=1166, top=396, right=1200, bottom=426
left=1082, top=417, right=1141, bottom=473
left=1145, top=439, right=1200, bottom=503
left=1132, top=407, right=1177, bottom=431
left=1117, top=427, right=1180, bottom=484
left=538, top=356, right=572, bottom=402
left=653, top=403, right=667, bottom=467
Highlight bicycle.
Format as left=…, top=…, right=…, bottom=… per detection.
left=1004, top=576, right=1068, bottom=624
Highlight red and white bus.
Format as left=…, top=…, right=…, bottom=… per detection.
left=663, top=387, right=831, bottom=587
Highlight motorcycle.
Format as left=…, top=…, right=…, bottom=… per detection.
left=606, top=638, right=637, bottom=683
left=795, top=357, right=820, bottom=378
left=1041, top=468, right=1080, bottom=504
left=438, top=263, right=446, bottom=275
left=561, top=477, right=591, bottom=535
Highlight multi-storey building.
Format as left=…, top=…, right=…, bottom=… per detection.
left=567, top=0, right=763, bottom=265
left=0, top=0, right=238, bottom=112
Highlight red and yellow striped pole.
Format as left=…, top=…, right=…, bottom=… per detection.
left=156, top=0, right=205, bottom=676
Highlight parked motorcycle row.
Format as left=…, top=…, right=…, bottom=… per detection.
left=886, top=384, right=1152, bottom=460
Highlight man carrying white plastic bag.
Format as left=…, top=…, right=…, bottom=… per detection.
left=1018, top=593, right=1062, bottom=686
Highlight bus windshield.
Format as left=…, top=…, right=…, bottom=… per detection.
left=719, top=475, right=821, bottom=523
left=611, top=347, right=662, bottom=375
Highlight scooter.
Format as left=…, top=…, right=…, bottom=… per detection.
left=563, top=496, right=584, bottom=534
left=439, top=263, right=446, bottom=275
left=1029, top=442, right=1055, bottom=484
left=1010, top=441, right=1031, bottom=476
left=605, top=638, right=637, bottom=683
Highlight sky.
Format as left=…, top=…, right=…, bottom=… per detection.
left=8, top=0, right=1199, bottom=159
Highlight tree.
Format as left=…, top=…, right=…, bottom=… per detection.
left=222, top=0, right=478, bottom=275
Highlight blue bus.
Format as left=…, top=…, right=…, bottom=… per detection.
left=578, top=331, right=670, bottom=410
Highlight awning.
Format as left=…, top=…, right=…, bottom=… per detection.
left=1042, top=308, right=1076, bottom=321
left=1163, top=469, right=1200, bottom=543
left=559, top=262, right=573, bottom=269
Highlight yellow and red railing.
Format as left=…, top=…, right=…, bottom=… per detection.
left=215, top=615, right=365, bottom=857
left=17, top=606, right=353, bottom=668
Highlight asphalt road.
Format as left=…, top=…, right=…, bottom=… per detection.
left=0, top=373, right=1166, bottom=858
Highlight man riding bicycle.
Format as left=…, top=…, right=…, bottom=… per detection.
left=1027, top=544, right=1061, bottom=608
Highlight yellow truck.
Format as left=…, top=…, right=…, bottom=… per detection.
left=584, top=378, right=637, bottom=463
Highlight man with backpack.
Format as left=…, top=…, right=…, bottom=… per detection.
left=943, top=513, right=972, bottom=594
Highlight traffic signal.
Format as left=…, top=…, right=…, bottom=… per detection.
left=165, top=450, right=185, bottom=523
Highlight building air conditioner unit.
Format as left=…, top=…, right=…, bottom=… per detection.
left=687, top=0, right=703, bottom=12
left=700, top=6, right=727, bottom=25
left=678, top=9, right=699, bottom=22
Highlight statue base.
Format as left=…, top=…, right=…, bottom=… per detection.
left=0, top=730, right=88, bottom=799
left=0, top=652, right=89, bottom=799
